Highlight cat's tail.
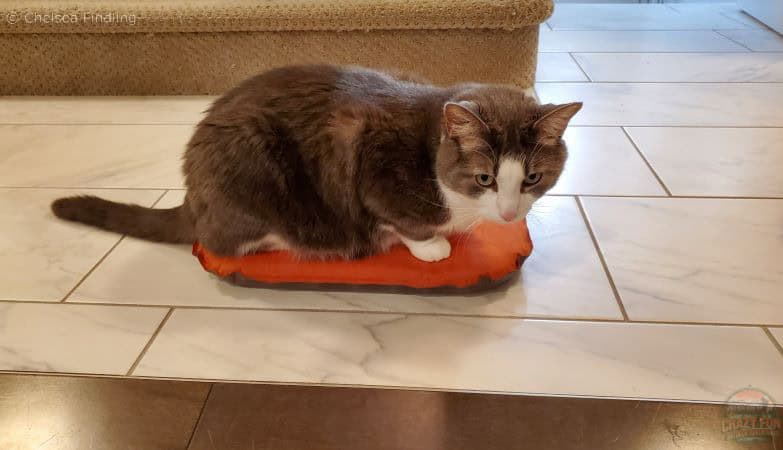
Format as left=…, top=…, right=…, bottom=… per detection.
left=51, top=195, right=194, bottom=243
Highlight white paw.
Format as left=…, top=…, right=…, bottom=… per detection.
left=404, top=235, right=452, bottom=262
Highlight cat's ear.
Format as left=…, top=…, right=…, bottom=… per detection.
left=532, top=102, right=582, bottom=145
left=443, top=101, right=490, bottom=141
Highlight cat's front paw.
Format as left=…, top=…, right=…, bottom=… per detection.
left=405, top=235, right=452, bottom=262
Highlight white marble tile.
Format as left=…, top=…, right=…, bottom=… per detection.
left=627, top=127, right=783, bottom=197
left=582, top=198, right=783, bottom=324
left=548, top=4, right=749, bottom=30
left=718, top=29, right=783, bottom=51
left=0, top=188, right=163, bottom=301
left=0, top=97, right=213, bottom=124
left=136, top=309, right=783, bottom=403
left=536, top=83, right=783, bottom=126
left=535, top=53, right=588, bottom=82
left=0, top=125, right=190, bottom=188
left=0, top=303, right=166, bottom=374
left=72, top=191, right=620, bottom=320
left=551, top=127, right=665, bottom=196
left=573, top=53, right=783, bottom=82
left=538, top=29, right=747, bottom=52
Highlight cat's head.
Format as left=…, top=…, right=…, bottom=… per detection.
left=436, top=86, right=581, bottom=223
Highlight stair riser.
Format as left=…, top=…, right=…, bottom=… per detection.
left=1, top=27, right=539, bottom=95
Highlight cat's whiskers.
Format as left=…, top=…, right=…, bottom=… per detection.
left=451, top=207, right=482, bottom=225
left=525, top=204, right=556, bottom=237
left=530, top=200, right=553, bottom=212
left=409, top=190, right=475, bottom=211
left=527, top=139, right=547, bottom=167
left=455, top=217, right=483, bottom=247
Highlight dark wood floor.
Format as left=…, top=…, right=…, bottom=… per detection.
left=0, top=373, right=780, bottom=449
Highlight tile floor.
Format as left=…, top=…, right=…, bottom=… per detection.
left=1, top=3, right=782, bottom=405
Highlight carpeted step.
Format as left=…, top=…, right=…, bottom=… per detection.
left=0, top=0, right=553, bottom=95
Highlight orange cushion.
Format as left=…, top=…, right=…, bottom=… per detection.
left=193, top=220, right=532, bottom=290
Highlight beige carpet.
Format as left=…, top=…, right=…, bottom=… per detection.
left=0, top=0, right=552, bottom=94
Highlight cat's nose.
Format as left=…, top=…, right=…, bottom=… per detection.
left=500, top=210, right=517, bottom=222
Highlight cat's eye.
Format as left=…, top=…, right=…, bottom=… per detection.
left=475, top=174, right=495, bottom=187
left=525, top=172, right=542, bottom=185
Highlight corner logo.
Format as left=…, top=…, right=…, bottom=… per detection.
left=723, top=388, right=780, bottom=443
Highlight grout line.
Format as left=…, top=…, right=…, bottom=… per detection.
left=60, top=236, right=126, bottom=302
left=0, top=122, right=198, bottom=126
left=126, top=308, right=174, bottom=376
left=185, top=383, right=215, bottom=450
left=620, top=127, right=673, bottom=196
left=536, top=80, right=783, bottom=84
left=5, top=370, right=779, bottom=407
left=575, top=196, right=629, bottom=321
left=569, top=125, right=783, bottom=128
left=548, top=194, right=783, bottom=200
left=60, top=190, right=170, bottom=302
left=547, top=27, right=757, bottom=32
left=539, top=51, right=756, bottom=54
left=0, top=186, right=181, bottom=191
left=557, top=50, right=783, bottom=56
left=568, top=52, right=593, bottom=82
left=0, top=297, right=778, bottom=328
left=714, top=29, right=755, bottom=52
left=762, top=327, right=783, bottom=359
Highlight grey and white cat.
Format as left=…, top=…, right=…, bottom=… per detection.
left=52, top=65, right=581, bottom=262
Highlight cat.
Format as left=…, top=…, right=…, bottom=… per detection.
left=52, top=65, right=581, bottom=262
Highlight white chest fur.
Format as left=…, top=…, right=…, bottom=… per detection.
left=437, top=182, right=486, bottom=234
